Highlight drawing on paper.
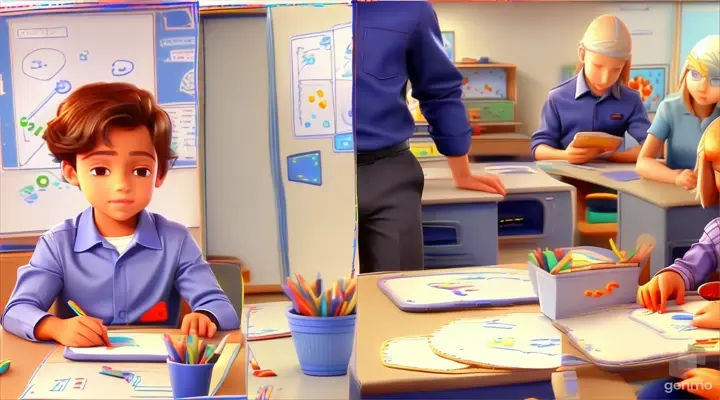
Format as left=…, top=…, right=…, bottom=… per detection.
left=243, top=302, right=292, bottom=341
left=290, top=23, right=352, bottom=141
left=628, top=306, right=714, bottom=340
left=429, top=313, right=566, bottom=370
left=18, top=171, right=72, bottom=204
left=460, top=68, right=508, bottom=99
left=1, top=11, right=199, bottom=170
left=426, top=273, right=530, bottom=297
left=628, top=65, right=668, bottom=113
left=378, top=269, right=538, bottom=311
left=109, top=336, right=139, bottom=348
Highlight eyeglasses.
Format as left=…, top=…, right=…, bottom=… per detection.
left=689, top=70, right=720, bottom=87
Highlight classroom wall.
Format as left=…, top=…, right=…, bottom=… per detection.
left=432, top=2, right=676, bottom=139
left=679, top=2, right=720, bottom=79
left=270, top=4, right=355, bottom=281
left=202, top=15, right=283, bottom=285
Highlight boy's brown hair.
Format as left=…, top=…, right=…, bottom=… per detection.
left=44, top=82, right=177, bottom=179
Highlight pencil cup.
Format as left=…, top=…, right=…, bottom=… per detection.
left=167, top=359, right=215, bottom=399
left=286, top=308, right=356, bottom=376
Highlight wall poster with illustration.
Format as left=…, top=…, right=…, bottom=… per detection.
left=441, top=31, right=454, bottom=62
left=628, top=65, right=668, bottom=114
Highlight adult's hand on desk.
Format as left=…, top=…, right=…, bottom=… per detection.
left=446, top=155, right=507, bottom=195
left=675, top=169, right=698, bottom=190
left=35, top=315, right=110, bottom=347
left=691, top=301, right=720, bottom=329
left=637, top=271, right=686, bottom=313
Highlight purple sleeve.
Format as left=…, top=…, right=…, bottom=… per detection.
left=531, top=94, right=563, bottom=159
left=0, top=235, right=63, bottom=341
left=626, top=94, right=651, bottom=145
left=658, top=219, right=720, bottom=290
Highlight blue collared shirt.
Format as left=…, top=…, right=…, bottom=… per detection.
left=648, top=96, right=720, bottom=170
left=1, top=208, right=240, bottom=341
left=531, top=71, right=651, bottom=158
left=354, top=1, right=471, bottom=156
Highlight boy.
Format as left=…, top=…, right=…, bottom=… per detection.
left=1, top=82, right=240, bottom=347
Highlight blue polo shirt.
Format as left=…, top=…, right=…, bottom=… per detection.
left=354, top=1, right=470, bottom=156
left=531, top=71, right=651, bottom=159
left=648, top=96, right=720, bottom=170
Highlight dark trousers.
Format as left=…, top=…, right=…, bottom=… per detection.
left=357, top=143, right=425, bottom=274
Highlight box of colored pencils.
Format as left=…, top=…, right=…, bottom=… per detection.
left=281, top=273, right=357, bottom=317
left=527, top=243, right=653, bottom=320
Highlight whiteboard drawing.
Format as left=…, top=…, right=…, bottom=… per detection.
left=429, top=314, right=566, bottom=370
left=290, top=23, right=352, bottom=139
left=18, top=171, right=72, bottom=204
left=1, top=10, right=199, bottom=171
left=377, top=268, right=538, bottom=311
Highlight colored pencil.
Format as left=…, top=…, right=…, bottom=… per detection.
left=67, top=300, right=87, bottom=317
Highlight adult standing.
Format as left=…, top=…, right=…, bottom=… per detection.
left=354, top=1, right=506, bottom=274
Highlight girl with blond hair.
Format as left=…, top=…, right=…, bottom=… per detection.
left=636, top=118, right=720, bottom=399
left=636, top=35, right=720, bottom=189
left=532, top=14, right=651, bottom=164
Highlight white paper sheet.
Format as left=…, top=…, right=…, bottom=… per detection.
left=242, top=301, right=292, bottom=340
left=382, top=336, right=472, bottom=372
left=66, top=333, right=168, bottom=357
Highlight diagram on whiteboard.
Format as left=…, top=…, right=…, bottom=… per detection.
left=18, top=171, right=72, bottom=204
left=0, top=11, right=199, bottom=170
left=290, top=23, right=352, bottom=140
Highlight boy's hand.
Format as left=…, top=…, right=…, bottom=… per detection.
left=42, top=316, right=110, bottom=347
left=637, top=271, right=686, bottom=313
left=565, top=142, right=603, bottom=164
left=692, top=301, right=720, bottom=329
left=679, top=368, right=720, bottom=399
left=181, top=312, right=217, bottom=338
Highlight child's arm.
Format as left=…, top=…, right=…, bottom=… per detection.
left=174, top=231, right=240, bottom=330
left=658, top=220, right=719, bottom=290
left=636, top=100, right=681, bottom=183
left=1, top=235, right=63, bottom=341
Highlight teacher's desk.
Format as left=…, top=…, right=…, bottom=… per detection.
left=421, top=162, right=575, bottom=268
left=350, top=264, right=670, bottom=400
left=0, top=327, right=246, bottom=399
left=540, top=162, right=719, bottom=278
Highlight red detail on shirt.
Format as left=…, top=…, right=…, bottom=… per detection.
left=139, top=301, right=168, bottom=323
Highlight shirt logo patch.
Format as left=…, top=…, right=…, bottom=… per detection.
left=610, top=113, right=623, bottom=120
left=139, top=301, right=168, bottom=323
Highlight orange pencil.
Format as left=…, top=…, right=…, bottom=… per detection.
left=287, top=279, right=314, bottom=316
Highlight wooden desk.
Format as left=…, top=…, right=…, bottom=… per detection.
left=0, top=327, right=246, bottom=399
left=538, top=161, right=719, bottom=276
left=351, top=265, right=663, bottom=399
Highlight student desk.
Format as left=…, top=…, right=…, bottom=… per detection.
left=538, top=162, right=719, bottom=277
left=247, top=336, right=348, bottom=399
left=0, top=327, right=246, bottom=399
left=350, top=265, right=668, bottom=400
left=421, top=163, right=575, bottom=268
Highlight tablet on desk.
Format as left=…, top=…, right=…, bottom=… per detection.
left=63, top=332, right=168, bottom=362
left=572, top=132, right=623, bottom=152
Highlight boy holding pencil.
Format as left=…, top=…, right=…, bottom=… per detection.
left=1, top=83, right=240, bottom=347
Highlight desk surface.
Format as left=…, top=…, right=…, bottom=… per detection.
left=421, top=162, right=573, bottom=205
left=537, top=161, right=699, bottom=208
left=354, top=265, right=649, bottom=398
left=0, top=327, right=245, bottom=399
left=248, top=337, right=348, bottom=399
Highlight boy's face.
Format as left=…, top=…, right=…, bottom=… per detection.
left=687, top=69, right=720, bottom=106
left=62, top=126, right=165, bottom=223
left=579, top=48, right=626, bottom=94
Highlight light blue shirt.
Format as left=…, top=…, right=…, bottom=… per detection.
left=1, top=208, right=240, bottom=341
left=648, top=96, right=720, bottom=170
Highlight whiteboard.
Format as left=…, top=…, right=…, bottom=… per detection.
left=0, top=5, right=201, bottom=233
left=612, top=4, right=674, bottom=66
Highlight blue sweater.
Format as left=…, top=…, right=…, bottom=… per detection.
left=354, top=1, right=471, bottom=156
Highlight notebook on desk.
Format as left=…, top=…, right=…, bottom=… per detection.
left=63, top=332, right=172, bottom=362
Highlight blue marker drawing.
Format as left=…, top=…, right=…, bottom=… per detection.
left=79, top=51, right=89, bottom=61
left=530, top=338, right=561, bottom=348
left=340, top=43, right=352, bottom=78
left=50, top=378, right=70, bottom=392
left=482, top=320, right=515, bottom=329
left=111, top=60, right=135, bottom=77
left=109, top=336, right=139, bottom=347
left=22, top=48, right=66, bottom=81
left=671, top=313, right=693, bottom=321
left=20, top=80, right=71, bottom=144
left=298, top=47, right=319, bottom=71
left=319, top=35, right=332, bottom=49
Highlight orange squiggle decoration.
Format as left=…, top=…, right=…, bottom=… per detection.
left=584, top=281, right=620, bottom=298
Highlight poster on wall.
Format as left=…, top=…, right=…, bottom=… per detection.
left=629, top=65, right=668, bottom=113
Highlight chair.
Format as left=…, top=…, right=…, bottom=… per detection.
left=179, top=256, right=246, bottom=323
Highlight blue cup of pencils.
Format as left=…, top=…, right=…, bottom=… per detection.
left=283, top=273, right=357, bottom=376
left=164, top=333, right=227, bottom=398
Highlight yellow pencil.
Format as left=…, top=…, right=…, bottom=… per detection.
left=338, top=302, right=347, bottom=316
left=343, top=294, right=357, bottom=316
